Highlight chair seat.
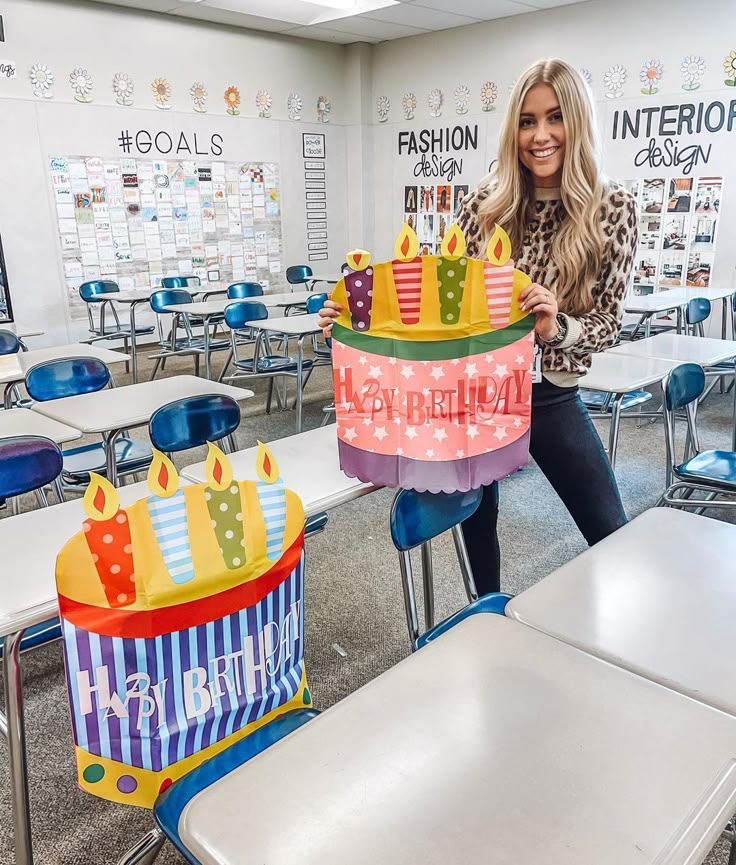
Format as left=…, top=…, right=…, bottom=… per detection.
left=234, top=355, right=315, bottom=374
left=86, top=323, right=155, bottom=338
left=618, top=322, right=675, bottom=341
left=62, top=437, right=153, bottom=484
left=675, top=450, right=736, bottom=489
left=580, top=389, right=653, bottom=411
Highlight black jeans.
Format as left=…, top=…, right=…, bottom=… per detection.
left=461, top=378, right=627, bottom=595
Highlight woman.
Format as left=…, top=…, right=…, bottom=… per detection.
left=320, top=59, right=638, bottom=595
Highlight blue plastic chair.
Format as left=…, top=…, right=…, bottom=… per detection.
left=227, top=282, right=263, bottom=299
left=286, top=265, right=315, bottom=290
left=390, top=487, right=488, bottom=649
left=220, top=301, right=314, bottom=415
left=161, top=276, right=201, bottom=290
left=685, top=297, right=711, bottom=337
left=79, top=281, right=153, bottom=364
left=659, top=362, right=736, bottom=510
left=25, top=357, right=153, bottom=486
left=0, top=437, right=65, bottom=657
left=0, top=329, right=20, bottom=355
left=149, top=394, right=241, bottom=455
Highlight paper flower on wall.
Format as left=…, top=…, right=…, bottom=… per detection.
left=256, top=90, right=272, bottom=118
left=480, top=81, right=497, bottom=111
left=724, top=50, right=736, bottom=86
left=402, top=92, right=416, bottom=120
left=224, top=85, right=241, bottom=115
left=376, top=95, right=390, bottom=122
left=680, top=56, right=705, bottom=91
left=580, top=68, right=593, bottom=87
left=428, top=88, right=443, bottom=118
left=508, top=79, right=517, bottom=93
left=603, top=64, right=626, bottom=99
left=112, top=73, right=134, bottom=106
left=454, top=85, right=470, bottom=115
left=190, top=82, right=207, bottom=113
left=30, top=63, right=54, bottom=99
left=640, top=59, right=663, bottom=95
left=151, top=77, right=172, bottom=110
left=70, top=68, right=93, bottom=103
left=287, top=92, right=302, bottom=120
left=317, top=95, right=331, bottom=123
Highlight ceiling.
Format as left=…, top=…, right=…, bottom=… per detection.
left=90, top=0, right=591, bottom=43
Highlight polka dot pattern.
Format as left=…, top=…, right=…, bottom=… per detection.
left=83, top=509, right=136, bottom=609
left=437, top=257, right=467, bottom=324
left=345, top=269, right=372, bottom=332
left=206, top=484, right=246, bottom=570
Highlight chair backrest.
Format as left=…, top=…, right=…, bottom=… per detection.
left=25, top=356, right=111, bottom=401
left=224, top=300, right=269, bottom=330
left=662, top=362, right=706, bottom=473
left=390, top=487, right=484, bottom=551
left=149, top=395, right=241, bottom=453
left=306, top=293, right=328, bottom=314
left=161, top=276, right=201, bottom=289
left=340, top=262, right=350, bottom=275
left=0, top=435, right=63, bottom=498
left=227, top=282, right=264, bottom=299
left=79, top=281, right=119, bottom=303
left=150, top=289, right=192, bottom=314
left=0, top=328, right=21, bottom=355
left=286, top=265, right=313, bottom=285
left=685, top=297, right=711, bottom=330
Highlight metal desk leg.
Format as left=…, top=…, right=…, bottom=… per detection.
left=129, top=301, right=139, bottom=384
left=608, top=393, right=624, bottom=470
left=732, top=358, right=736, bottom=452
left=4, top=382, right=15, bottom=410
left=105, top=430, right=121, bottom=486
left=295, top=334, right=306, bottom=433
left=3, top=629, right=33, bottom=865
left=203, top=314, right=211, bottom=380
left=723, top=298, right=729, bottom=341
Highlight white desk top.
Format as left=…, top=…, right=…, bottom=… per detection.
left=180, top=426, right=377, bottom=517
left=0, top=408, right=81, bottom=444
left=507, top=508, right=736, bottom=717
left=608, top=333, right=736, bottom=365
left=247, top=313, right=322, bottom=336
left=164, top=292, right=313, bottom=318
left=2, top=323, right=44, bottom=339
left=179, top=614, right=736, bottom=865
left=583, top=352, right=680, bottom=393
left=309, top=274, right=341, bottom=284
left=111, top=289, right=155, bottom=304
left=0, top=343, right=130, bottom=385
left=0, top=479, right=177, bottom=636
left=625, top=287, right=735, bottom=315
left=31, top=376, right=252, bottom=434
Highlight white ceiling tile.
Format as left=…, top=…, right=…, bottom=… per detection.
left=281, top=24, right=379, bottom=42
left=172, top=3, right=295, bottom=29
left=362, top=3, right=480, bottom=28
left=317, top=15, right=428, bottom=38
left=407, top=0, right=535, bottom=19
left=96, top=0, right=192, bottom=13
left=522, top=0, right=588, bottom=7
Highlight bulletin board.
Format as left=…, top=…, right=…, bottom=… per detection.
left=402, top=181, right=471, bottom=256
left=619, top=174, right=725, bottom=295
left=49, top=155, right=285, bottom=319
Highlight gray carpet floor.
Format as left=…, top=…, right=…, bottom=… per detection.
left=1, top=344, right=735, bottom=864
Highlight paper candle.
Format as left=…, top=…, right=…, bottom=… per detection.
left=255, top=441, right=287, bottom=561
left=146, top=450, right=195, bottom=585
left=83, top=473, right=136, bottom=609
left=344, top=249, right=373, bottom=332
left=484, top=224, right=516, bottom=329
left=437, top=225, right=468, bottom=325
left=205, top=442, right=246, bottom=570
left=392, top=223, right=422, bottom=325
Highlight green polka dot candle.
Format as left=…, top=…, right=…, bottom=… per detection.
left=437, top=224, right=468, bottom=324
left=205, top=442, right=246, bottom=570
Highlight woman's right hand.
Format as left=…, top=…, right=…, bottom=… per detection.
left=319, top=299, right=341, bottom=337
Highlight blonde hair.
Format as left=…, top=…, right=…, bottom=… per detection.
left=477, top=58, right=604, bottom=316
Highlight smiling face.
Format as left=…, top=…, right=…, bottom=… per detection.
left=517, top=83, right=566, bottom=189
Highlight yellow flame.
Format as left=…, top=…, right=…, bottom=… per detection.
left=83, top=472, right=121, bottom=521
left=486, top=224, right=512, bottom=266
left=205, top=442, right=234, bottom=491
left=147, top=449, right=180, bottom=498
left=440, top=224, right=467, bottom=260
left=393, top=223, right=420, bottom=262
left=346, top=249, right=371, bottom=271
left=256, top=440, right=280, bottom=484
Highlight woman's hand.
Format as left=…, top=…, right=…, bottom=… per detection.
left=319, top=299, right=341, bottom=337
left=520, top=282, right=559, bottom=342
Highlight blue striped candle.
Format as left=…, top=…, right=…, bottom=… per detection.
left=146, top=490, right=195, bottom=584
left=256, top=478, right=287, bottom=560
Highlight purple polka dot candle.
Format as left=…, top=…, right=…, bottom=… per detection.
left=344, top=249, right=373, bottom=332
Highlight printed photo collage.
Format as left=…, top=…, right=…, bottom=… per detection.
left=403, top=183, right=470, bottom=255
left=619, top=175, right=723, bottom=295
left=50, top=156, right=284, bottom=319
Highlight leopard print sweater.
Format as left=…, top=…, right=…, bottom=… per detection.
left=456, top=182, right=638, bottom=386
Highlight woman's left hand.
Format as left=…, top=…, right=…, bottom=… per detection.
left=520, top=282, right=559, bottom=342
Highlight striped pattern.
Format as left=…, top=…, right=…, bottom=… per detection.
left=146, top=491, right=195, bottom=584
left=483, top=263, right=515, bottom=329
left=63, top=556, right=305, bottom=774
left=392, top=258, right=423, bottom=324
left=256, top=479, right=287, bottom=560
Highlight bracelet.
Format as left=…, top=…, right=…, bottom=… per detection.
left=541, top=314, right=568, bottom=347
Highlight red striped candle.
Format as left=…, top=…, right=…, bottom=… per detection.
left=484, top=224, right=516, bottom=330
left=392, top=223, right=423, bottom=325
